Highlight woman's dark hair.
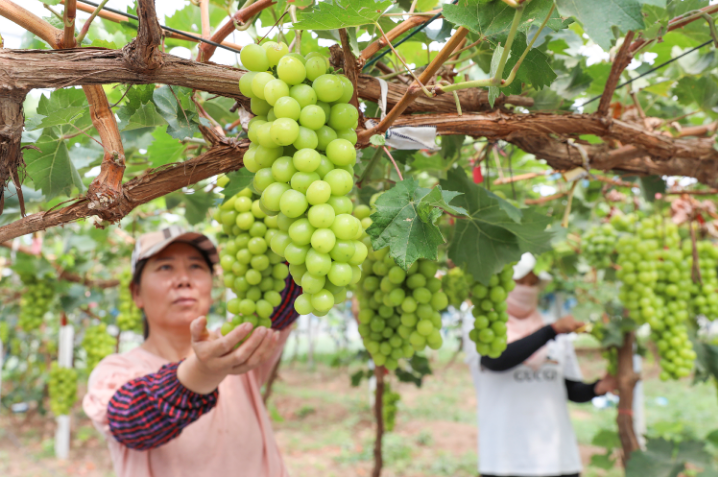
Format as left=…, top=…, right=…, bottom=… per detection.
left=131, top=244, right=215, bottom=340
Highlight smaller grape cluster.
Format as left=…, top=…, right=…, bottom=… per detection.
left=687, top=240, right=718, bottom=320
left=82, top=324, right=116, bottom=371
left=217, top=188, right=290, bottom=323
left=18, top=277, right=54, bottom=332
left=382, top=383, right=401, bottom=432
left=581, top=223, right=617, bottom=269
left=358, top=253, right=447, bottom=370
left=48, top=362, right=78, bottom=416
left=468, top=264, right=514, bottom=357
left=615, top=216, right=660, bottom=324
left=441, top=267, right=472, bottom=308
left=116, top=269, right=142, bottom=333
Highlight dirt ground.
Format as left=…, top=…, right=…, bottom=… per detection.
left=0, top=349, right=673, bottom=477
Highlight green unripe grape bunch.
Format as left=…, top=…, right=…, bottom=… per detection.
left=116, top=269, right=143, bottom=333
left=18, top=277, right=54, bottom=332
left=382, top=383, right=401, bottom=432
left=48, top=362, right=78, bottom=416
left=441, top=267, right=473, bottom=308
left=237, top=42, right=363, bottom=317
left=82, top=324, right=116, bottom=372
left=581, top=223, right=617, bottom=269
left=357, top=252, right=448, bottom=371
left=467, top=264, right=515, bottom=358
left=215, top=187, right=289, bottom=335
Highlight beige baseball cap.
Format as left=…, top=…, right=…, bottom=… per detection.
left=130, top=226, right=219, bottom=276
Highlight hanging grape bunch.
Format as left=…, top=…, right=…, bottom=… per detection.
left=616, top=216, right=660, bottom=324
left=48, top=362, right=78, bottom=416
left=18, top=276, right=54, bottom=332
left=357, top=251, right=448, bottom=370
left=238, top=42, right=365, bottom=317
left=467, top=264, right=514, bottom=357
left=216, top=187, right=289, bottom=331
left=382, top=383, right=401, bottom=432
left=441, top=267, right=472, bottom=308
left=581, top=223, right=617, bottom=269
left=116, top=269, right=142, bottom=333
left=687, top=240, right=718, bottom=320
left=82, top=324, right=116, bottom=372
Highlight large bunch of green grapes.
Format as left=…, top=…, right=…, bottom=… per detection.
left=238, top=42, right=365, bottom=316
left=357, top=252, right=447, bottom=370
left=48, top=362, right=78, bottom=416
left=616, top=216, right=660, bottom=324
left=382, top=383, right=401, bottom=432
left=116, top=269, right=142, bottom=333
left=441, top=267, right=473, bottom=308
left=581, top=223, right=617, bottom=269
left=82, top=324, right=116, bottom=371
left=467, top=264, right=513, bottom=357
left=18, top=277, right=54, bottom=332
left=216, top=188, right=289, bottom=327
left=687, top=240, right=718, bottom=320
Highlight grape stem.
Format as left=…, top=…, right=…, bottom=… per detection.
left=383, top=146, right=404, bottom=181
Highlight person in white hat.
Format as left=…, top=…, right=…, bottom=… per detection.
left=83, top=227, right=301, bottom=477
left=465, top=253, right=617, bottom=477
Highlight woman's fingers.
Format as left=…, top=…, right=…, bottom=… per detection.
left=189, top=316, right=210, bottom=342
left=229, top=327, right=277, bottom=370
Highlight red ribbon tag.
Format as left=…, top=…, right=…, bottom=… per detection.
left=473, top=165, right=483, bottom=184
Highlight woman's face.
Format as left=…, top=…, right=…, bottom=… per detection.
left=132, top=242, right=213, bottom=332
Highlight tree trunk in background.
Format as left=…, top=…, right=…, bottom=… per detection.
left=616, top=331, right=640, bottom=465
left=372, top=366, right=385, bottom=477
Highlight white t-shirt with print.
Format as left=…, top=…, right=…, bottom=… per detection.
left=464, top=314, right=583, bottom=476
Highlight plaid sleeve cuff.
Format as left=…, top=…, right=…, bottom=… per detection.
left=107, top=361, right=218, bottom=450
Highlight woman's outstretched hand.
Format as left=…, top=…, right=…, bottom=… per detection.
left=177, top=316, right=280, bottom=394
left=594, top=373, right=619, bottom=395
left=551, top=315, right=585, bottom=334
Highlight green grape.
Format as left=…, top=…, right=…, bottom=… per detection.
left=82, top=323, right=116, bottom=371
left=274, top=96, right=301, bottom=121
left=48, top=362, right=78, bottom=416
left=117, top=269, right=142, bottom=333
left=441, top=267, right=473, bottom=308
left=18, top=277, right=55, bottom=332
left=277, top=56, right=307, bottom=85
left=263, top=41, right=288, bottom=67
left=312, top=74, right=343, bottom=103
left=326, top=138, right=357, bottom=167
left=240, top=43, right=270, bottom=72
left=289, top=84, right=318, bottom=108
left=305, top=56, right=329, bottom=81
left=299, top=105, right=326, bottom=130
left=328, top=103, right=359, bottom=131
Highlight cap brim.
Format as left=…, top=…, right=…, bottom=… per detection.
left=136, top=232, right=219, bottom=266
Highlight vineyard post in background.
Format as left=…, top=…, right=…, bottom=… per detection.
left=55, top=316, right=74, bottom=460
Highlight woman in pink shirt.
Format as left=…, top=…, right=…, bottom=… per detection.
left=83, top=227, right=300, bottom=477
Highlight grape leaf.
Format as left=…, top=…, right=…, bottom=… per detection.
left=122, top=102, right=168, bottom=131
left=555, top=0, right=644, bottom=50
left=674, top=76, right=718, bottom=112
left=440, top=169, right=552, bottom=285
left=182, top=190, right=220, bottom=225
left=36, top=88, right=87, bottom=117
left=152, top=86, right=200, bottom=140
left=147, top=128, right=186, bottom=167
left=24, top=131, right=84, bottom=199
left=293, top=0, right=393, bottom=31
left=443, top=0, right=564, bottom=41
left=626, top=438, right=711, bottom=477
left=504, top=34, right=556, bottom=90
left=25, top=107, right=85, bottom=131
left=221, top=169, right=255, bottom=204
left=366, top=178, right=466, bottom=270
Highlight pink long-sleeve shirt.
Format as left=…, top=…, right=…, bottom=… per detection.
left=82, top=328, right=291, bottom=477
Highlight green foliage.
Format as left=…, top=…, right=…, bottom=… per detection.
left=555, top=0, right=644, bottom=49
left=626, top=437, right=713, bottom=477
left=440, top=169, right=552, bottom=285
left=293, top=0, right=393, bottom=30
left=366, top=178, right=466, bottom=270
